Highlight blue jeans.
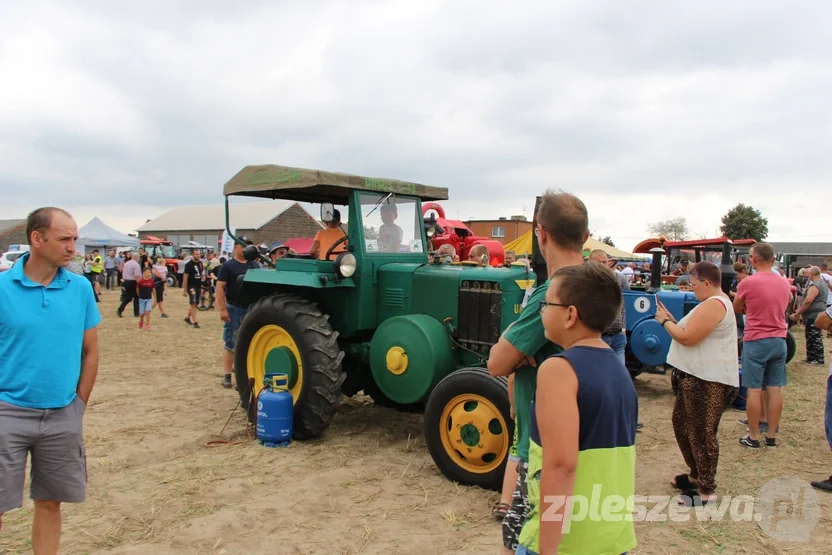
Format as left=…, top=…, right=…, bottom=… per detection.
left=223, top=303, right=248, bottom=351
left=602, top=333, right=627, bottom=364
left=826, top=376, right=832, bottom=450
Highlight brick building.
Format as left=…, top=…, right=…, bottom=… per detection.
left=0, top=219, right=27, bottom=253
left=136, top=201, right=322, bottom=250
left=464, top=216, right=531, bottom=245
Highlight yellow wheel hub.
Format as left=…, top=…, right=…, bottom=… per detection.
left=385, top=346, right=408, bottom=375
left=247, top=325, right=303, bottom=403
left=439, top=394, right=509, bottom=474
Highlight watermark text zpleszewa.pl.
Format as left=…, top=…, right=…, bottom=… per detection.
left=541, top=477, right=820, bottom=542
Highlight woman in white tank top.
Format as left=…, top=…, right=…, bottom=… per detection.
left=655, top=261, right=739, bottom=506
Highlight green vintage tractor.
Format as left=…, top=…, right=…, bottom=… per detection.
left=224, top=165, right=536, bottom=490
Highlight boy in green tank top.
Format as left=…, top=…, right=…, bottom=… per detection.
left=489, top=190, right=589, bottom=554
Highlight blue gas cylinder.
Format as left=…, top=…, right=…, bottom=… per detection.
left=256, top=373, right=293, bottom=447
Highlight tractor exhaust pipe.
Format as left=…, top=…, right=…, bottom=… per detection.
left=648, top=247, right=664, bottom=294
left=720, top=240, right=736, bottom=296
left=530, top=196, right=547, bottom=285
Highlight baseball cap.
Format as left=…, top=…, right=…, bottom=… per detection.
left=238, top=235, right=254, bottom=245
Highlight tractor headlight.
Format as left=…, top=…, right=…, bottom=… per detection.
left=426, top=225, right=436, bottom=238
left=335, top=252, right=357, bottom=278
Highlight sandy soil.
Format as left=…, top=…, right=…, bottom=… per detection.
left=2, top=290, right=832, bottom=554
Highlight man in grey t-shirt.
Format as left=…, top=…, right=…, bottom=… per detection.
left=589, top=250, right=643, bottom=431
left=589, top=250, right=629, bottom=358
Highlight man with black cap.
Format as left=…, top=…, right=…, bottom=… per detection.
left=216, top=236, right=257, bottom=388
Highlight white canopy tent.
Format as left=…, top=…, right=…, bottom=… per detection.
left=77, top=217, right=140, bottom=253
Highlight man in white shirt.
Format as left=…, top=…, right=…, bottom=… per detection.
left=117, top=253, right=142, bottom=317
left=621, top=262, right=635, bottom=283
left=820, top=264, right=832, bottom=306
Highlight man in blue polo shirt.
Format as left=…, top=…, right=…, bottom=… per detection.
left=0, top=207, right=101, bottom=555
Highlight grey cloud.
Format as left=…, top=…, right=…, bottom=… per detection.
left=1, top=0, right=831, bottom=244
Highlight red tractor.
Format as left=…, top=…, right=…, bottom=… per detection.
left=422, top=202, right=505, bottom=266
left=140, top=236, right=184, bottom=286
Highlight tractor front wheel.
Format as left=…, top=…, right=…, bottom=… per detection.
left=424, top=368, right=512, bottom=491
left=235, top=294, right=346, bottom=440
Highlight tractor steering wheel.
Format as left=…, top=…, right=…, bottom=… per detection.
left=325, top=235, right=348, bottom=260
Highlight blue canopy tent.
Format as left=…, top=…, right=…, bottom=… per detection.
left=77, top=217, right=139, bottom=253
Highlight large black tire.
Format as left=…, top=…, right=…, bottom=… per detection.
left=235, top=294, right=345, bottom=440
left=424, top=368, right=512, bottom=491
left=786, top=330, right=797, bottom=364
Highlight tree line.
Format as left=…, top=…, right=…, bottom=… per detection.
left=646, top=203, right=769, bottom=243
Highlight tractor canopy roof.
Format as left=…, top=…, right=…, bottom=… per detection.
left=633, top=237, right=756, bottom=253
left=223, top=164, right=449, bottom=204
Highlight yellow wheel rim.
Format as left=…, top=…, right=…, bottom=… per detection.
left=247, top=325, right=303, bottom=404
left=438, top=394, right=509, bottom=474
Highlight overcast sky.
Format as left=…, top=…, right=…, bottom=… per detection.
left=2, top=1, right=830, bottom=251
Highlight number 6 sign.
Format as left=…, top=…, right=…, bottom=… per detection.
left=634, top=297, right=651, bottom=313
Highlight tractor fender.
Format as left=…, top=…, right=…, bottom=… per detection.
left=422, top=202, right=446, bottom=219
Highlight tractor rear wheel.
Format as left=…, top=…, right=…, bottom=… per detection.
left=235, top=294, right=345, bottom=440
left=786, top=331, right=797, bottom=364
left=424, top=368, right=512, bottom=491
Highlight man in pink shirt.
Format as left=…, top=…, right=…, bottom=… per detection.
left=734, top=243, right=791, bottom=450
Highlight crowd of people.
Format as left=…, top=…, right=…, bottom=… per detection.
left=480, top=190, right=826, bottom=554
left=6, top=204, right=832, bottom=555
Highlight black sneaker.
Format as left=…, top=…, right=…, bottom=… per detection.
left=739, top=436, right=761, bottom=449
left=221, top=375, right=232, bottom=388
left=764, top=437, right=777, bottom=449
left=811, top=477, right=832, bottom=492
left=184, top=317, right=193, bottom=326
left=193, top=322, right=200, bottom=329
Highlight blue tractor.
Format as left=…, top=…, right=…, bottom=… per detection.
left=622, top=243, right=797, bottom=380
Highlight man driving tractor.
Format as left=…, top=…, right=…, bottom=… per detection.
left=309, top=208, right=347, bottom=260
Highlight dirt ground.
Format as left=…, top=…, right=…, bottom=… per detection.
left=2, top=290, right=832, bottom=554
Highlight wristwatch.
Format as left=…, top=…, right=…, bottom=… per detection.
left=660, top=318, right=670, bottom=327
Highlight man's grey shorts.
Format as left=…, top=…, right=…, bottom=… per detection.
left=0, top=396, right=87, bottom=512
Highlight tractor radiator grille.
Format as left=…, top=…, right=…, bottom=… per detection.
left=457, top=281, right=502, bottom=353
left=384, top=287, right=405, bottom=308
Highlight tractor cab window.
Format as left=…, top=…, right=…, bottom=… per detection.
left=360, top=194, right=423, bottom=254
